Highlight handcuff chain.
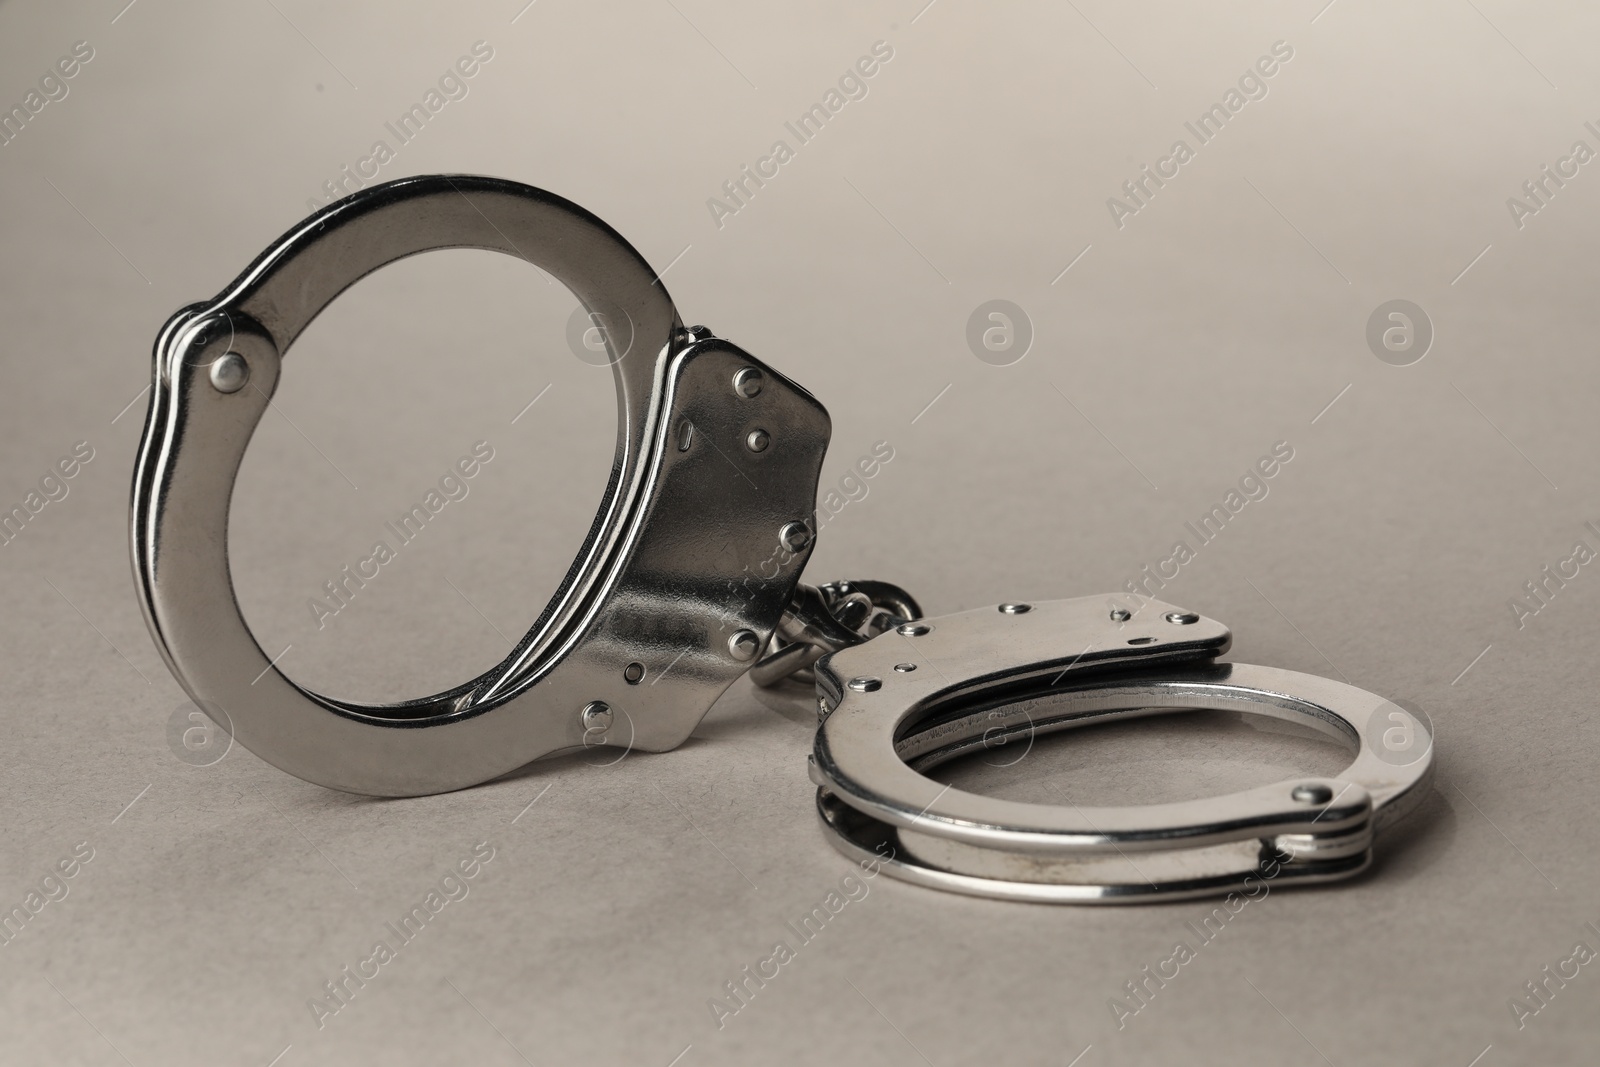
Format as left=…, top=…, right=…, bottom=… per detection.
left=750, top=579, right=922, bottom=688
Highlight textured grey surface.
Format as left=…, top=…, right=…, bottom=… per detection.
left=2, top=1, right=1597, bottom=1064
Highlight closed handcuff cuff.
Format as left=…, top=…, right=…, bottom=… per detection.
left=132, top=175, right=1433, bottom=904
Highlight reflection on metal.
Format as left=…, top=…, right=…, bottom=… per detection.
left=133, top=176, right=1432, bottom=904
left=812, top=597, right=1432, bottom=903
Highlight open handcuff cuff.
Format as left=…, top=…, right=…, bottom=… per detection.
left=132, top=176, right=1433, bottom=904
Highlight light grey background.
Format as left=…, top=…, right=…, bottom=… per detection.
left=2, top=1, right=1596, bottom=1064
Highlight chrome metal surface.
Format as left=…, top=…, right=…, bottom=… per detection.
left=820, top=580, right=921, bottom=626
left=207, top=352, right=249, bottom=393
left=778, top=521, right=811, bottom=553
left=131, top=175, right=831, bottom=796
left=132, top=172, right=1431, bottom=904
left=581, top=701, right=613, bottom=732
left=732, top=366, right=763, bottom=398
left=811, top=595, right=1433, bottom=903
left=749, top=579, right=922, bottom=688
left=727, top=630, right=761, bottom=661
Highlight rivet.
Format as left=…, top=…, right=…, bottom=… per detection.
left=1165, top=611, right=1200, bottom=625
left=733, top=367, right=763, bottom=398
left=896, top=622, right=932, bottom=636
left=779, top=521, right=811, bottom=553
left=623, top=662, right=645, bottom=685
left=893, top=663, right=917, bottom=673
left=728, top=629, right=761, bottom=661
left=1291, top=783, right=1334, bottom=805
left=684, top=325, right=712, bottom=342
left=1110, top=608, right=1132, bottom=622
left=209, top=352, right=249, bottom=394
left=999, top=603, right=1032, bottom=615
left=847, top=677, right=882, bottom=693
left=746, top=429, right=770, bottom=453
left=581, top=701, right=613, bottom=731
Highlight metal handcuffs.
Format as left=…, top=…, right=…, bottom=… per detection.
left=132, top=176, right=1433, bottom=904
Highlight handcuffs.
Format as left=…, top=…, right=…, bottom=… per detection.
left=131, top=176, right=1433, bottom=904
